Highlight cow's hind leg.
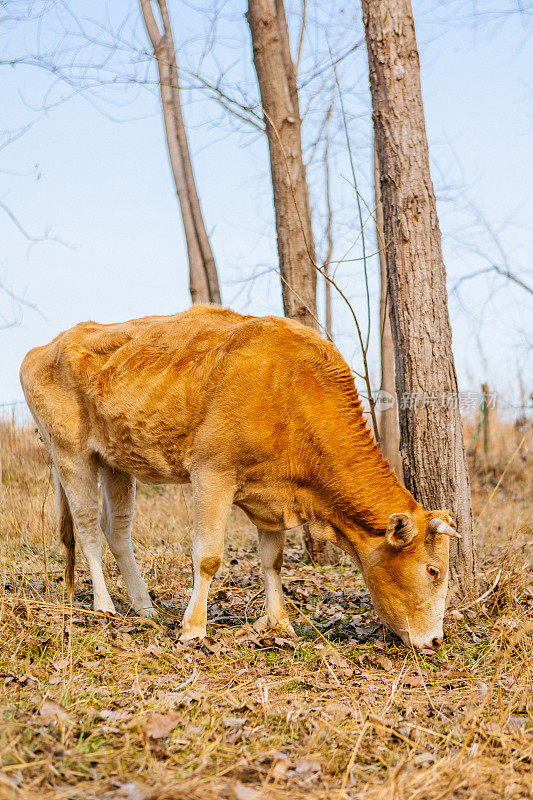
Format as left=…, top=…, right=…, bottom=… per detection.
left=53, top=451, right=116, bottom=614
left=100, top=466, right=155, bottom=617
left=257, top=529, right=295, bottom=637
left=180, top=468, right=235, bottom=641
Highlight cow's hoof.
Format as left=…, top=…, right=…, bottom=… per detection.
left=95, top=608, right=117, bottom=620
left=273, top=619, right=296, bottom=638
left=136, top=605, right=158, bottom=619
left=258, top=614, right=296, bottom=638
left=179, top=627, right=206, bottom=642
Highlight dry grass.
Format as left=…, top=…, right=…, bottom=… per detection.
left=0, top=416, right=532, bottom=800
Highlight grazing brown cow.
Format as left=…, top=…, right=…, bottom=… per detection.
left=20, top=305, right=460, bottom=650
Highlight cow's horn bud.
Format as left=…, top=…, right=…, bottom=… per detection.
left=428, top=518, right=462, bottom=539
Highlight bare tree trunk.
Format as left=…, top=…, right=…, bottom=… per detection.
left=247, top=0, right=339, bottom=565
left=323, top=139, right=333, bottom=341
left=246, top=0, right=318, bottom=330
left=374, top=142, right=402, bottom=480
left=361, top=0, right=475, bottom=595
left=140, top=0, right=221, bottom=305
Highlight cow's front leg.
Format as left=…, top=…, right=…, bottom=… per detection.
left=258, top=529, right=295, bottom=637
left=180, top=468, right=235, bottom=642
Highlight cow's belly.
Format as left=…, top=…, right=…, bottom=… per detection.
left=99, top=451, right=191, bottom=485
left=90, top=425, right=192, bottom=485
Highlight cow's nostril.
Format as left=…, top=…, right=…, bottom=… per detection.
left=431, top=637, right=442, bottom=649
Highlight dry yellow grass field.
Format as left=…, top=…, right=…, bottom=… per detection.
left=0, top=414, right=531, bottom=800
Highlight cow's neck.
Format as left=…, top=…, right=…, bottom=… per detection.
left=300, top=400, right=422, bottom=538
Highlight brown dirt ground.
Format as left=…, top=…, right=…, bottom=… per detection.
left=0, top=419, right=531, bottom=800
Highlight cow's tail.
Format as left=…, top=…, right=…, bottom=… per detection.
left=54, top=469, right=75, bottom=597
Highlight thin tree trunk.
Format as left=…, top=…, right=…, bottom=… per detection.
left=374, top=142, right=402, bottom=480
left=361, top=0, right=475, bottom=595
left=246, top=0, right=318, bottom=330
left=481, top=382, right=493, bottom=469
left=140, top=0, right=221, bottom=304
left=323, top=139, right=333, bottom=341
left=247, top=0, right=338, bottom=565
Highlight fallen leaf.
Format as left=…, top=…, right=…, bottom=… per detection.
left=173, top=688, right=204, bottom=708
left=183, top=723, right=203, bottom=737
left=201, top=637, right=226, bottom=656
left=223, top=716, right=247, bottom=729
left=115, top=632, right=135, bottom=650
left=145, top=644, right=163, bottom=657
left=0, top=774, right=22, bottom=800
left=51, top=657, right=70, bottom=671
left=252, top=616, right=269, bottom=633
left=476, top=681, right=489, bottom=699
left=142, top=711, right=180, bottom=740
left=14, top=674, right=39, bottom=689
left=99, top=709, right=132, bottom=724
left=507, top=715, right=526, bottom=733
left=413, top=752, right=435, bottom=766
left=483, top=721, right=504, bottom=738
left=109, top=782, right=150, bottom=800
left=403, top=675, right=424, bottom=688
left=369, top=653, right=393, bottom=671
left=40, top=698, right=74, bottom=724
left=293, top=758, right=322, bottom=778
left=322, top=701, right=352, bottom=721
left=322, top=645, right=354, bottom=674
left=271, top=758, right=290, bottom=779
left=229, top=782, right=262, bottom=800
left=234, top=625, right=262, bottom=647
left=273, top=637, right=297, bottom=649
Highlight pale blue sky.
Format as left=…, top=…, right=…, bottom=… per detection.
left=1, top=0, right=532, bottom=413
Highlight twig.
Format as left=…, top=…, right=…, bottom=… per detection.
left=295, top=0, right=306, bottom=75
left=476, top=433, right=528, bottom=523
left=329, top=41, right=371, bottom=355
left=298, top=40, right=364, bottom=90
left=0, top=280, right=46, bottom=321
left=336, top=721, right=369, bottom=798
left=0, top=200, right=70, bottom=254
left=460, top=568, right=502, bottom=611
left=452, top=264, right=532, bottom=296
left=261, top=109, right=380, bottom=439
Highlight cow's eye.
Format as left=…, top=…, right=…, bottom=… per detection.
left=426, top=565, right=440, bottom=579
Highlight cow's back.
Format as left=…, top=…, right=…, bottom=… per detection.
left=20, top=306, right=337, bottom=483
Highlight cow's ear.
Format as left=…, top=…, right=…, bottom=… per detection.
left=386, top=513, right=416, bottom=549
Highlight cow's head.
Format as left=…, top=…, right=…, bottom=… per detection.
left=359, top=510, right=460, bottom=651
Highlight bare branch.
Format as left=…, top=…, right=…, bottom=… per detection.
left=330, top=42, right=371, bottom=355
left=322, top=118, right=334, bottom=341
left=0, top=200, right=70, bottom=255
left=295, top=0, right=306, bottom=75
left=0, top=121, right=37, bottom=152
left=452, top=264, right=532, bottom=296
left=0, top=279, right=46, bottom=320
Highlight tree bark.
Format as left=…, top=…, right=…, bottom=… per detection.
left=374, top=142, right=402, bottom=480
left=246, top=0, right=318, bottom=330
left=361, top=0, right=475, bottom=595
left=247, top=0, right=339, bottom=565
left=323, top=139, right=333, bottom=341
left=140, top=0, right=221, bottom=305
